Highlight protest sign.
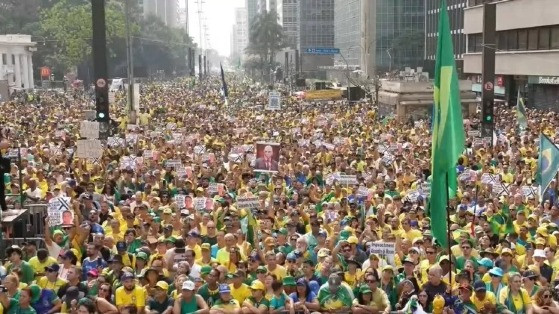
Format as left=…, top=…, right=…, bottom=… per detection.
left=120, top=156, right=143, bottom=170
left=253, top=142, right=280, bottom=173
left=193, top=197, right=206, bottom=211
left=406, top=190, right=420, bottom=202
left=369, top=242, right=396, bottom=265
left=267, top=91, right=281, bottom=110
left=420, top=182, right=431, bottom=196
left=481, top=173, right=497, bottom=185
left=208, top=183, right=219, bottom=195
left=468, top=130, right=481, bottom=137
left=166, top=159, right=182, bottom=168
left=143, top=150, right=153, bottom=159
left=174, top=195, right=186, bottom=209
left=107, top=137, right=125, bottom=148
left=48, top=196, right=73, bottom=226
left=236, top=196, right=260, bottom=209
left=194, top=145, right=206, bottom=155
left=357, top=187, right=370, bottom=198
left=76, top=140, right=103, bottom=159
left=83, top=110, right=96, bottom=121
left=337, top=175, right=358, bottom=186
left=79, top=121, right=100, bottom=139
left=166, top=122, right=177, bottom=130
left=176, top=167, right=187, bottom=178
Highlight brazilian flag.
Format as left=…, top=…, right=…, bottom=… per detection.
left=537, top=134, right=559, bottom=194
left=429, top=0, right=466, bottom=249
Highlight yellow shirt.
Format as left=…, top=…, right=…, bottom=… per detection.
left=36, top=276, right=67, bottom=293
left=471, top=290, right=496, bottom=311
left=115, top=285, right=146, bottom=308
left=404, top=229, right=422, bottom=242
left=28, top=256, right=58, bottom=276
left=216, top=248, right=230, bottom=266
left=229, top=283, right=252, bottom=304
left=498, top=287, right=531, bottom=312
left=267, top=265, right=287, bottom=281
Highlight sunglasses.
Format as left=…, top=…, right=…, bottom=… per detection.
left=461, top=246, right=471, bottom=250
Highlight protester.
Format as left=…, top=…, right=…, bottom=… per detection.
left=2, top=76, right=559, bottom=314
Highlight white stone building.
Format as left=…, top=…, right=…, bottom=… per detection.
left=0, top=34, right=36, bottom=93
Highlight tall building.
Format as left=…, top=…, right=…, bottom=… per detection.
left=142, top=0, right=180, bottom=28
left=282, top=0, right=299, bottom=49
left=230, top=8, right=249, bottom=62
left=246, top=0, right=258, bottom=27
left=298, top=0, right=335, bottom=77
left=463, top=0, right=559, bottom=109
left=424, top=0, right=467, bottom=74
left=376, top=0, right=425, bottom=72
left=258, top=0, right=278, bottom=13
left=333, top=0, right=425, bottom=76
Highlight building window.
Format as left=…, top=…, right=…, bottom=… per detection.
left=552, top=26, right=559, bottom=49
left=1, top=54, right=5, bottom=65
left=468, top=33, right=482, bottom=53
left=539, top=27, right=550, bottom=50
left=518, top=29, right=528, bottom=50
left=507, top=30, right=518, bottom=50
left=528, top=29, right=538, bottom=50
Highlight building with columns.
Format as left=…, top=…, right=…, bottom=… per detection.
left=0, top=34, right=36, bottom=93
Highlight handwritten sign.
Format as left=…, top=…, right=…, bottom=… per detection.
left=236, top=196, right=260, bottom=209
left=79, top=121, right=100, bottom=139
left=337, top=175, right=358, bottom=186
left=76, top=140, right=103, bottom=159
left=369, top=242, right=396, bottom=265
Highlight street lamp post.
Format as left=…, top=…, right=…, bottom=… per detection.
left=125, top=0, right=136, bottom=124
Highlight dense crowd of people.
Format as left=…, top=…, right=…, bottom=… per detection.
left=1, top=75, right=559, bottom=314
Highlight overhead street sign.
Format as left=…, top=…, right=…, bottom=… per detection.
left=304, top=48, right=340, bottom=55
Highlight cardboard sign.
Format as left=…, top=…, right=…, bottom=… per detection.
left=236, top=196, right=260, bottom=209
left=166, top=159, right=182, bottom=168
left=468, top=130, right=481, bottom=137
left=267, top=91, right=281, bottom=110
left=48, top=196, right=73, bottom=226
left=369, top=242, right=396, bottom=265
left=481, top=173, right=497, bottom=185
left=79, top=121, right=100, bottom=139
left=76, top=139, right=103, bottom=159
left=193, top=197, right=206, bottom=211
left=107, top=137, right=125, bottom=148
left=174, top=195, right=186, bottom=209
left=120, top=156, right=143, bottom=170
left=338, top=175, right=358, bottom=186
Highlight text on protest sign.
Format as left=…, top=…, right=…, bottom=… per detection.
left=369, top=242, right=396, bottom=265
left=80, top=121, right=100, bottom=139
left=48, top=196, right=72, bottom=226
left=76, top=140, right=103, bottom=159
left=236, top=196, right=260, bottom=209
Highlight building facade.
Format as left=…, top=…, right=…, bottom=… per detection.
left=463, top=0, right=559, bottom=110
left=0, top=34, right=36, bottom=93
left=142, top=0, right=180, bottom=28
left=376, top=0, right=425, bottom=72
left=298, top=0, right=335, bottom=78
left=282, top=0, right=299, bottom=49
left=230, top=8, right=249, bottom=62
left=246, top=0, right=258, bottom=27
left=424, top=0, right=467, bottom=75
left=333, top=0, right=361, bottom=68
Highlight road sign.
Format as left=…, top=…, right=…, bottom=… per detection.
left=304, top=48, right=340, bottom=55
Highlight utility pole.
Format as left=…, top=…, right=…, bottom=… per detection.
left=92, top=0, right=109, bottom=140
left=480, top=2, right=496, bottom=142
left=125, top=0, right=136, bottom=124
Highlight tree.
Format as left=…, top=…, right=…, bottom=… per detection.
left=40, top=0, right=128, bottom=72
left=245, top=11, right=285, bottom=81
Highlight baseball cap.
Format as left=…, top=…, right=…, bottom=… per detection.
left=250, top=281, right=265, bottom=290
left=476, top=257, right=493, bottom=269
left=317, top=248, right=330, bottom=258
left=219, top=284, right=231, bottom=294
left=533, top=249, right=546, bottom=259
left=347, top=236, right=359, bottom=244
left=116, top=241, right=127, bottom=251
left=201, top=243, right=211, bottom=250
left=45, top=264, right=60, bottom=272
left=473, top=281, right=486, bottom=292
left=121, top=272, right=134, bottom=281
left=283, top=276, right=296, bottom=287
left=156, top=281, right=169, bottom=291
left=201, top=265, right=212, bottom=276
left=182, top=281, right=195, bottom=291
left=136, top=252, right=149, bottom=261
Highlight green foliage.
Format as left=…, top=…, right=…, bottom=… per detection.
left=245, top=10, right=285, bottom=79
left=40, top=0, right=128, bottom=71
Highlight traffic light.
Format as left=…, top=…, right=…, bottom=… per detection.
left=482, top=100, right=494, bottom=124
left=95, top=92, right=109, bottom=122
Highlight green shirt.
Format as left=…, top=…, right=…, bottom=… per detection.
left=7, top=261, right=34, bottom=285
left=7, top=299, right=37, bottom=314
left=197, top=284, right=220, bottom=308
left=246, top=296, right=269, bottom=310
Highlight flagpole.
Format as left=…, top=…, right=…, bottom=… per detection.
left=445, top=171, right=453, bottom=286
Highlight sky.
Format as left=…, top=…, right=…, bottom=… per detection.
left=182, top=0, right=245, bottom=57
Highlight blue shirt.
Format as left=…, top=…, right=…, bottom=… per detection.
left=81, top=257, right=107, bottom=280
left=31, top=290, right=58, bottom=314
left=289, top=291, right=316, bottom=303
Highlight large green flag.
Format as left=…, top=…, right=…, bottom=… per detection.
left=537, top=134, right=559, bottom=194
left=429, top=0, right=465, bottom=249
